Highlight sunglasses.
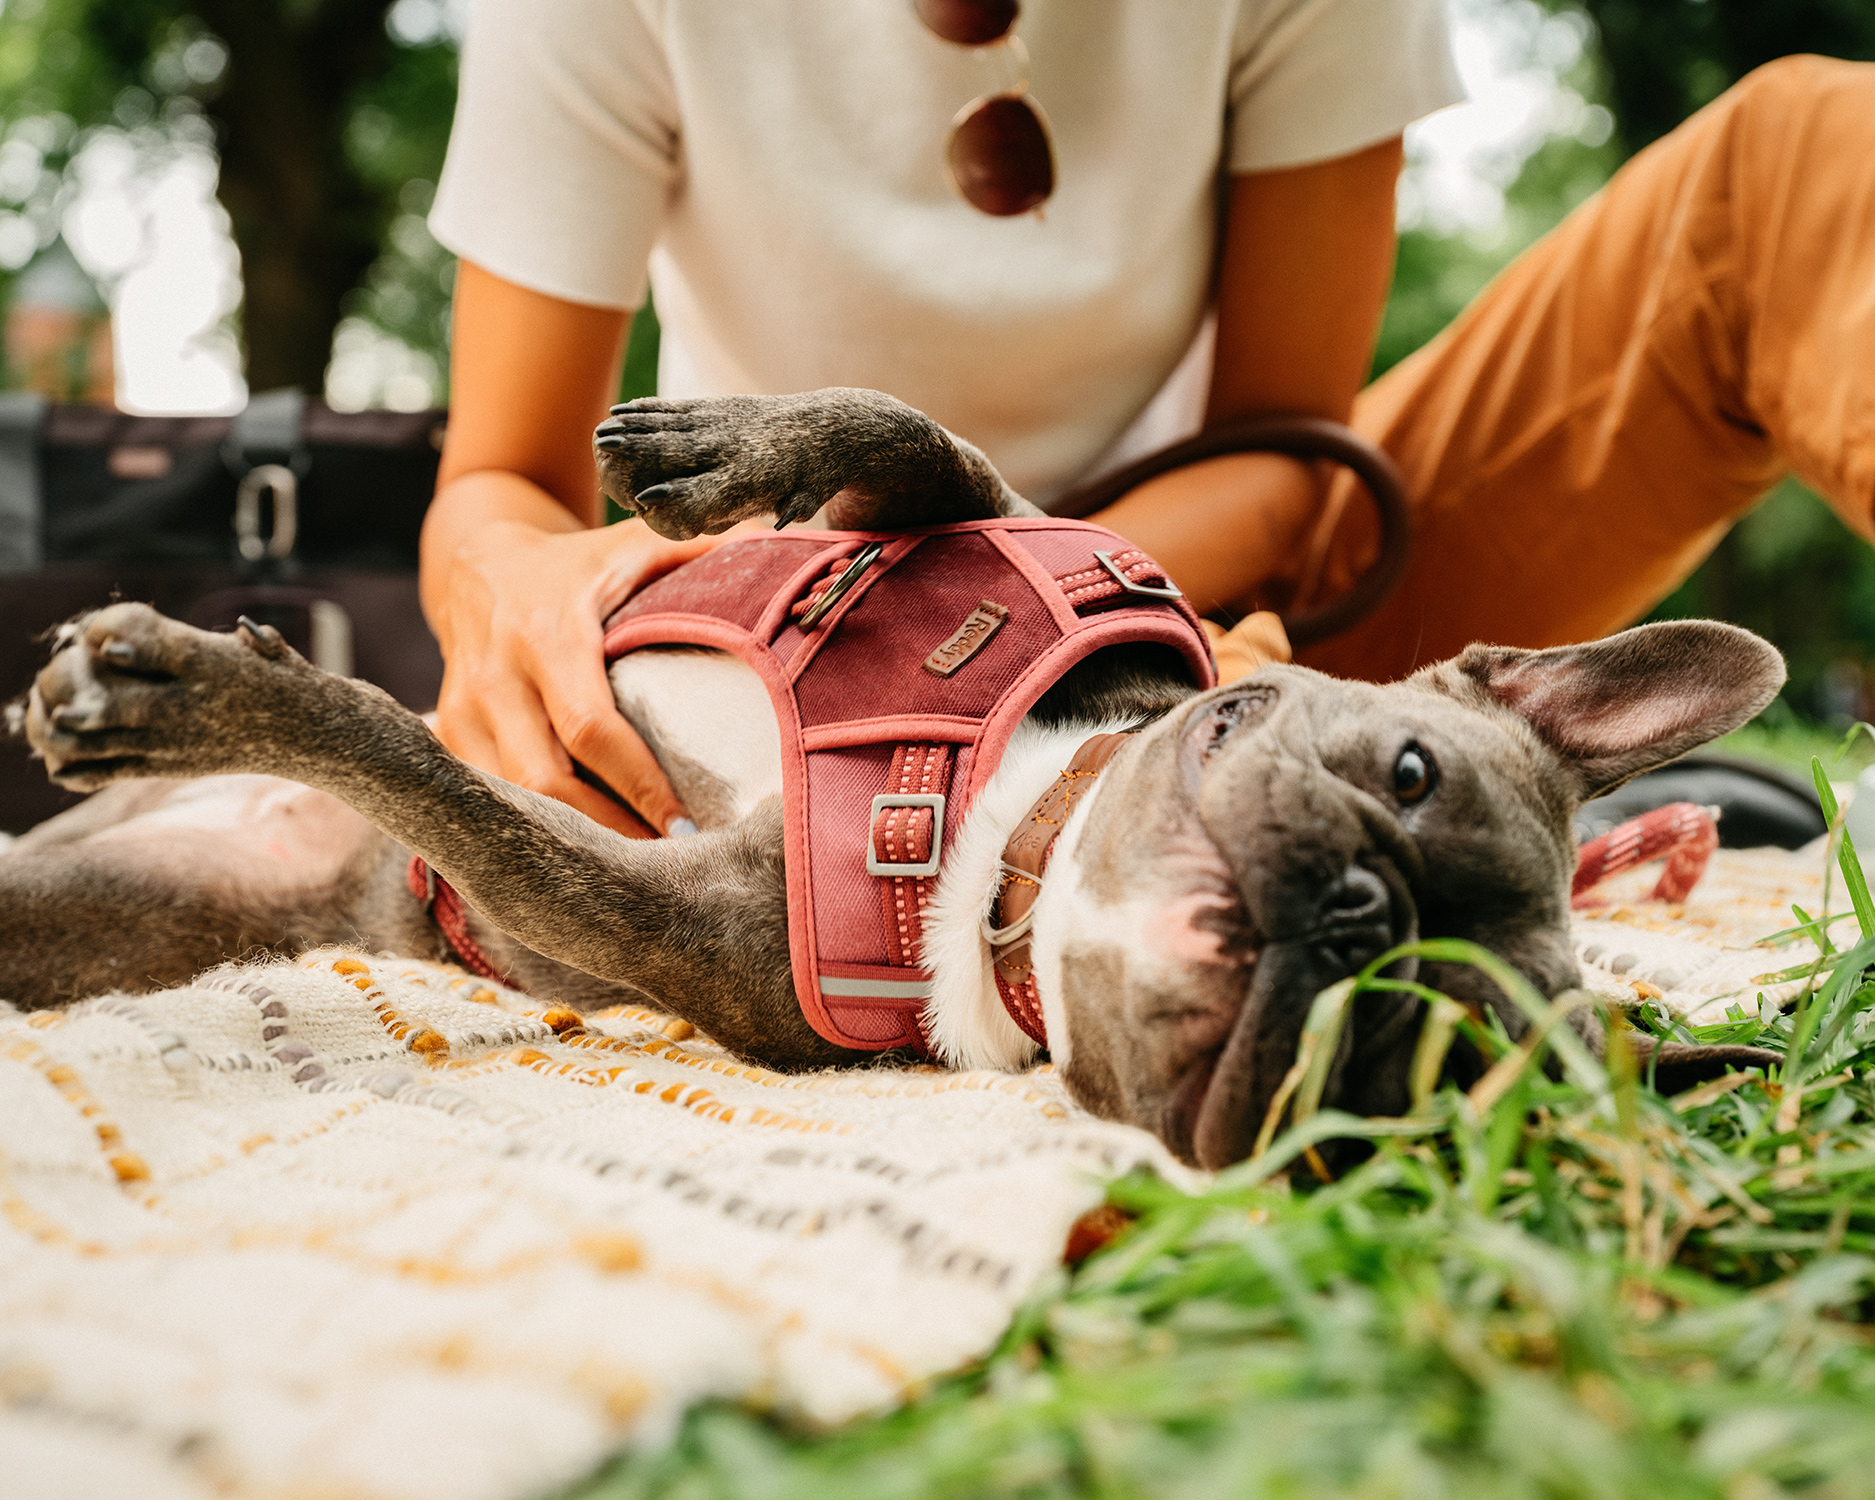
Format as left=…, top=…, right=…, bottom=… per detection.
left=915, top=0, right=1055, bottom=217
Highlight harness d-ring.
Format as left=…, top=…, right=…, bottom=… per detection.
left=799, top=541, right=884, bottom=628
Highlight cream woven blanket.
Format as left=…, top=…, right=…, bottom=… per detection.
left=0, top=845, right=1831, bottom=1500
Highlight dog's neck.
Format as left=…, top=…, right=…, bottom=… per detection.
left=920, top=716, right=1132, bottom=1070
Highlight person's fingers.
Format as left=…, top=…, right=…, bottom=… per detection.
left=432, top=689, right=502, bottom=774
left=536, top=659, right=689, bottom=836
left=591, top=528, right=726, bottom=619
left=428, top=519, right=762, bottom=838
left=551, top=775, right=660, bottom=839
left=487, top=694, right=660, bottom=840
left=428, top=664, right=656, bottom=836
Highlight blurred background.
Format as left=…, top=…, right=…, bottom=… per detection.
left=1, top=0, right=1872, bottom=727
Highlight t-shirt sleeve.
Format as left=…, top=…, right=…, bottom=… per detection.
left=1227, top=0, right=1465, bottom=173
left=428, top=0, right=676, bottom=309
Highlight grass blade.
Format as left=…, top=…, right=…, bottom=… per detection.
left=1811, top=757, right=1875, bottom=937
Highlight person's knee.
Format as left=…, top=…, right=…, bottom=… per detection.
left=1728, top=52, right=1874, bottom=120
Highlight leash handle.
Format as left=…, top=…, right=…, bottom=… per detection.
left=1571, top=802, right=1719, bottom=909
left=1048, top=413, right=1412, bottom=648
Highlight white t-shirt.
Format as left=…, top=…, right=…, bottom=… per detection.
left=430, top=0, right=1462, bottom=503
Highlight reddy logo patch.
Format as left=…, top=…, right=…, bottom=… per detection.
left=924, top=599, right=1010, bottom=677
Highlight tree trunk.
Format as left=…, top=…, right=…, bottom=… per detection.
left=194, top=0, right=397, bottom=394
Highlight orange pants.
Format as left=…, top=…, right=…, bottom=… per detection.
left=1299, top=54, right=1875, bottom=682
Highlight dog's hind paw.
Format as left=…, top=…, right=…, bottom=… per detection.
left=22, top=603, right=303, bottom=790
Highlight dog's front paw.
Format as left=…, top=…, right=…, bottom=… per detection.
left=21, top=604, right=292, bottom=789
left=593, top=396, right=828, bottom=539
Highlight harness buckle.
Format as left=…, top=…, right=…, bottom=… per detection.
left=1094, top=549, right=1182, bottom=599
left=866, top=793, right=945, bottom=877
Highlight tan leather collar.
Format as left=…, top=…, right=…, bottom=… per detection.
left=985, top=731, right=1132, bottom=1046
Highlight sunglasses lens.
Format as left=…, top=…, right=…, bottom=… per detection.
left=949, top=95, right=1053, bottom=216
left=915, top=0, right=1018, bottom=46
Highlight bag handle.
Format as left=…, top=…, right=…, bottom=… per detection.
left=1049, top=414, right=1412, bottom=649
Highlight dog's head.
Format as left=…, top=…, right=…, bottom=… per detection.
left=1031, top=620, right=1787, bottom=1168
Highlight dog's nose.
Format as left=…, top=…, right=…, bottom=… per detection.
left=1313, top=865, right=1397, bottom=971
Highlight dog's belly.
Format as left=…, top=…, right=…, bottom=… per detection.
left=34, top=775, right=381, bottom=895
left=607, top=648, right=783, bottom=829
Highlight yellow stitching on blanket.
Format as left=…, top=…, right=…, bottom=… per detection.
left=565, top=1029, right=1067, bottom=1113
left=3, top=1036, right=148, bottom=1183
left=136, top=1098, right=380, bottom=1192
left=655, top=1267, right=913, bottom=1392
left=369, top=996, right=451, bottom=1059
left=2, top=1137, right=651, bottom=1280
left=490, top=1047, right=849, bottom=1132
left=1, top=1179, right=109, bottom=1254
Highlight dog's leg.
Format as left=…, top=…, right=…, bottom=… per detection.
left=0, top=849, right=349, bottom=1009
left=20, top=603, right=848, bottom=1065
left=592, top=388, right=1041, bottom=538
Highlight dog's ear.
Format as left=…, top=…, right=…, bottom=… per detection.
left=1451, top=621, right=1785, bottom=800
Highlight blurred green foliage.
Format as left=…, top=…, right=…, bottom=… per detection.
left=0, top=0, right=456, bottom=392
left=1579, top=0, right=1875, bottom=153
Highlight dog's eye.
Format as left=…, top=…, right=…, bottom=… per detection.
left=1392, top=744, right=1436, bottom=804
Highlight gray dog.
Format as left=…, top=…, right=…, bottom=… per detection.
left=6, top=390, right=1784, bottom=1168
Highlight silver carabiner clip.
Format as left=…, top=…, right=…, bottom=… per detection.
left=234, top=463, right=299, bottom=563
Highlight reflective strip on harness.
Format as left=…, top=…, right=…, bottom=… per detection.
left=819, top=975, right=936, bottom=998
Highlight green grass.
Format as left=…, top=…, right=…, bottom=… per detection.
left=567, top=778, right=1875, bottom=1500
left=1714, top=705, right=1873, bottom=783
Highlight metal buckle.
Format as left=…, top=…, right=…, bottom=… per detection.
left=799, top=541, right=885, bottom=628
left=1094, top=549, right=1181, bottom=600
left=866, top=793, right=945, bottom=877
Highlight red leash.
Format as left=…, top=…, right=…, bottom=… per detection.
left=407, top=857, right=509, bottom=985
left=1571, top=801, right=1718, bottom=908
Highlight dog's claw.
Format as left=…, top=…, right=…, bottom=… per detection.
left=236, top=615, right=288, bottom=659
left=100, top=640, right=136, bottom=667
left=773, top=491, right=819, bottom=529
left=635, top=483, right=674, bottom=506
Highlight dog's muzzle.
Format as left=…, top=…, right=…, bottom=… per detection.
left=1166, top=856, right=1417, bottom=1170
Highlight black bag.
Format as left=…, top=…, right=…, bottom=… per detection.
left=0, top=390, right=447, bottom=834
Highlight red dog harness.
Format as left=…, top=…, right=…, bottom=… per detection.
left=597, top=517, right=1216, bottom=1055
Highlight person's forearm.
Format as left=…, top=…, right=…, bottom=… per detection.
left=1087, top=450, right=1324, bottom=618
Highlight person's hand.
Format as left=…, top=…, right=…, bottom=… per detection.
left=428, top=514, right=724, bottom=838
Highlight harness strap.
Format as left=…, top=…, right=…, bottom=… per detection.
left=1052, top=549, right=1180, bottom=611
left=872, top=743, right=953, bottom=972
left=987, top=732, right=1133, bottom=1047
left=406, top=856, right=509, bottom=986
